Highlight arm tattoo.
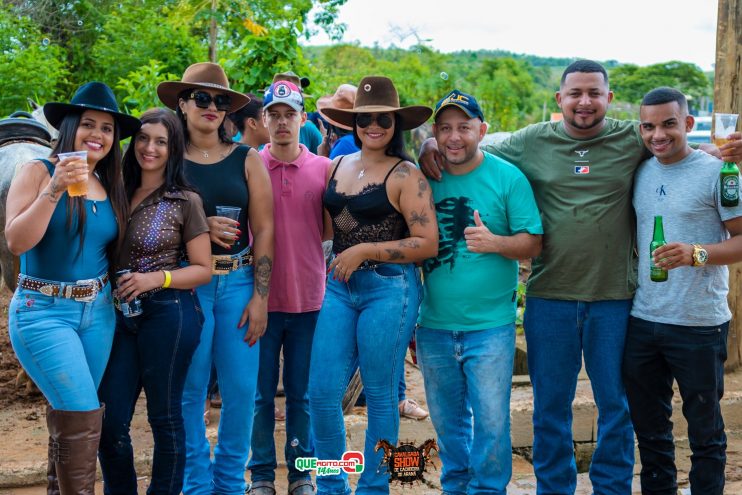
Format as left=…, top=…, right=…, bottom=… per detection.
left=417, top=178, right=428, bottom=198
left=393, top=164, right=411, bottom=178
left=49, top=178, right=61, bottom=196
left=398, top=239, right=420, bottom=249
left=385, top=248, right=405, bottom=261
left=408, top=209, right=430, bottom=227
left=255, top=255, right=272, bottom=298
left=40, top=192, right=60, bottom=204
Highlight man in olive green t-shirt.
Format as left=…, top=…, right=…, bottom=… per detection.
left=420, top=60, right=742, bottom=494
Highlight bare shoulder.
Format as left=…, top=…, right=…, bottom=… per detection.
left=243, top=147, right=267, bottom=180
left=390, top=160, right=425, bottom=183
left=17, top=159, right=52, bottom=181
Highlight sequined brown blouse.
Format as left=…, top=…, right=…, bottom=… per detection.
left=116, top=189, right=209, bottom=273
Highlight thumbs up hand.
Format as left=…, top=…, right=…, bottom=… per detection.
left=464, top=210, right=499, bottom=253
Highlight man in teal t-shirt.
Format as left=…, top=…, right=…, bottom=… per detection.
left=417, top=90, right=542, bottom=494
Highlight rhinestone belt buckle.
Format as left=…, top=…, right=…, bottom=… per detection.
left=71, top=278, right=99, bottom=302
left=38, top=284, right=56, bottom=297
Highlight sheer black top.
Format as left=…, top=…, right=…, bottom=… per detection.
left=323, top=158, right=409, bottom=254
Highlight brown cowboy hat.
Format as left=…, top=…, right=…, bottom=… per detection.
left=320, top=76, right=432, bottom=131
left=157, top=62, right=250, bottom=113
left=317, top=84, right=357, bottom=131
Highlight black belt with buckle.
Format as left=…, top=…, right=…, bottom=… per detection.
left=211, top=249, right=254, bottom=274
left=18, top=273, right=109, bottom=302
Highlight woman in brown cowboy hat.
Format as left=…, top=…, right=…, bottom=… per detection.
left=308, top=76, right=439, bottom=494
left=5, top=81, right=139, bottom=495
left=157, top=62, right=274, bottom=495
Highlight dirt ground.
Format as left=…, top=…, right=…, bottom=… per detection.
left=4, top=284, right=742, bottom=494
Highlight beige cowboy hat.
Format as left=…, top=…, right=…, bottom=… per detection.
left=317, top=84, right=357, bottom=131
left=157, top=62, right=250, bottom=113
left=320, top=76, right=432, bottom=131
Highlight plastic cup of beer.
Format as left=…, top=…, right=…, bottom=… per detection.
left=216, top=205, right=241, bottom=246
left=57, top=151, right=88, bottom=197
left=713, top=113, right=739, bottom=147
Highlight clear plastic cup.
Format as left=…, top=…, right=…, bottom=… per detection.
left=57, top=151, right=88, bottom=197
left=713, top=113, right=739, bottom=147
left=216, top=205, right=241, bottom=246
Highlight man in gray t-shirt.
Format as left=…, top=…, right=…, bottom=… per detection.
left=624, top=87, right=742, bottom=495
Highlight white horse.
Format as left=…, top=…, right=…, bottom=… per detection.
left=0, top=104, right=55, bottom=291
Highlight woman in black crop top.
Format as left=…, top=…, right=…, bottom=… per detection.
left=156, top=62, right=274, bottom=495
left=310, top=76, right=438, bottom=494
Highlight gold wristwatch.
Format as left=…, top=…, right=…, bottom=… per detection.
left=692, top=244, right=708, bottom=266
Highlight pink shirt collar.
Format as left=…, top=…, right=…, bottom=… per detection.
left=261, top=143, right=308, bottom=170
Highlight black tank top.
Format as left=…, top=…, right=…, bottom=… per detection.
left=323, top=157, right=409, bottom=254
left=185, top=145, right=250, bottom=255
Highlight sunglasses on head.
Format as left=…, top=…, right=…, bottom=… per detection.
left=355, top=113, right=394, bottom=129
left=188, top=91, right=232, bottom=111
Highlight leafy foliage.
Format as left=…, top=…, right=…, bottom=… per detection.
left=610, top=61, right=711, bottom=105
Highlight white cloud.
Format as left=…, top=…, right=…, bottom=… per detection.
left=307, top=0, right=719, bottom=71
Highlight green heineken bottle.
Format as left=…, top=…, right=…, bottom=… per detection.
left=720, top=160, right=740, bottom=207
left=650, top=215, right=668, bottom=282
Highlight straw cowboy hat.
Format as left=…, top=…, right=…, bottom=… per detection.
left=157, top=62, right=250, bottom=113
left=320, top=76, right=432, bottom=131
left=44, top=82, right=141, bottom=139
left=272, top=71, right=311, bottom=90
left=317, top=84, right=357, bottom=131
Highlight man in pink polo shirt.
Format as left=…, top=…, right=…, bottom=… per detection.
left=247, top=80, right=330, bottom=495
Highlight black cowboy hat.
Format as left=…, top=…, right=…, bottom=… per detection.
left=43, top=82, right=141, bottom=139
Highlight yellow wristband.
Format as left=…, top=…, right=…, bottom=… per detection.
left=162, top=270, right=172, bottom=289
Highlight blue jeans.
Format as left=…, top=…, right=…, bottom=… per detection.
left=9, top=282, right=115, bottom=411
left=417, top=324, right=516, bottom=495
left=182, top=265, right=260, bottom=495
left=98, top=289, right=204, bottom=495
left=523, top=297, right=634, bottom=495
left=309, top=263, right=421, bottom=495
left=249, top=311, right=319, bottom=483
left=622, top=317, right=728, bottom=495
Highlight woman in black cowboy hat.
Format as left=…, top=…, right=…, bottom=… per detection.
left=157, top=62, right=274, bottom=495
left=5, top=81, right=139, bottom=495
left=308, top=76, right=439, bottom=495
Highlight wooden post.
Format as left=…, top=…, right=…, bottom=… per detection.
left=715, top=0, right=742, bottom=370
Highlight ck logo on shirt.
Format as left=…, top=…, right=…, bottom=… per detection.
left=656, top=185, right=667, bottom=199
left=574, top=166, right=590, bottom=175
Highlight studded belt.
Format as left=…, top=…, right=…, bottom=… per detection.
left=18, top=273, right=109, bottom=303
left=211, top=248, right=253, bottom=275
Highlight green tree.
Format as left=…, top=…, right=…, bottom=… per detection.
left=610, top=61, right=710, bottom=104
left=0, top=8, right=70, bottom=115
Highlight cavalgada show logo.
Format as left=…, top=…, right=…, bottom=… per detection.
left=376, top=439, right=438, bottom=485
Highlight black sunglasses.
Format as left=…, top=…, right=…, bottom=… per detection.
left=356, top=113, right=394, bottom=129
left=189, top=91, right=232, bottom=111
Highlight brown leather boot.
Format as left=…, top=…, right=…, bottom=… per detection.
left=46, top=406, right=60, bottom=495
left=47, top=405, right=104, bottom=495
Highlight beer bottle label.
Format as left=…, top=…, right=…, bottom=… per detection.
left=722, top=175, right=739, bottom=201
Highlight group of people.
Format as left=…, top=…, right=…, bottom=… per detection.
left=5, top=57, right=742, bottom=495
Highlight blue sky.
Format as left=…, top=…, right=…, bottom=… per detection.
left=307, top=0, right=719, bottom=71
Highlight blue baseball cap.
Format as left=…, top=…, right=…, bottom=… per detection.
left=433, top=89, right=484, bottom=121
left=264, top=80, right=304, bottom=112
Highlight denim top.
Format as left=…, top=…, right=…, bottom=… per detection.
left=185, top=145, right=250, bottom=256
left=21, top=159, right=117, bottom=281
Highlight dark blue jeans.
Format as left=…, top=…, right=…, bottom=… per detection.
left=98, top=289, right=203, bottom=495
left=622, top=316, right=728, bottom=495
left=249, top=311, right=319, bottom=484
